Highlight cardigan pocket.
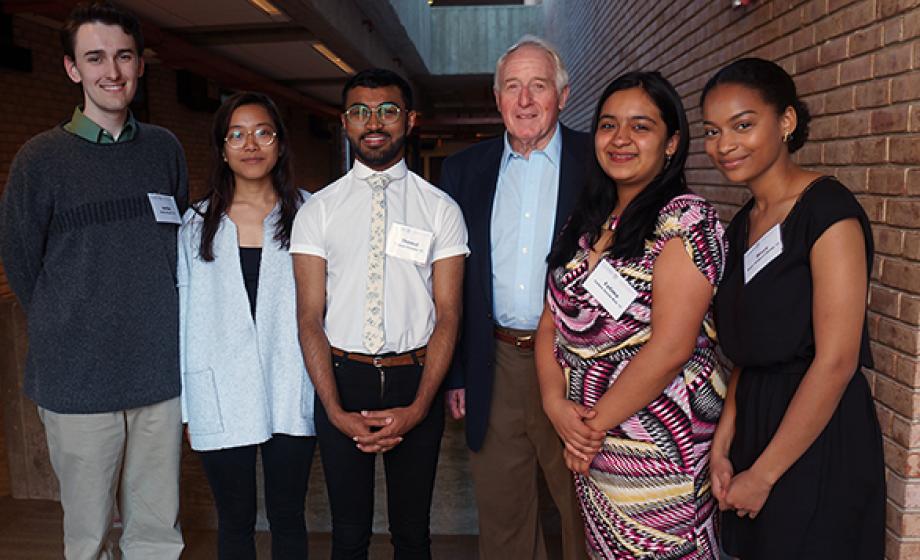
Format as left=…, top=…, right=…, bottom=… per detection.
left=185, top=368, right=225, bottom=435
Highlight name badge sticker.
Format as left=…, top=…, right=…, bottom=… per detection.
left=147, top=193, right=182, bottom=225
left=743, top=223, right=783, bottom=284
left=584, top=259, right=638, bottom=320
left=385, top=223, right=434, bottom=265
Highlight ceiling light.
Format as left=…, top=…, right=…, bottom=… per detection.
left=313, top=42, right=354, bottom=75
left=248, top=0, right=282, bottom=16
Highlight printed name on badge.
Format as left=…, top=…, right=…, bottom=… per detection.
left=147, top=193, right=182, bottom=225
left=385, top=223, right=433, bottom=265
left=743, top=223, right=783, bottom=284
left=584, top=259, right=638, bottom=320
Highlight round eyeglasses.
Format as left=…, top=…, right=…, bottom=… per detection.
left=224, top=127, right=277, bottom=149
left=343, top=102, right=402, bottom=125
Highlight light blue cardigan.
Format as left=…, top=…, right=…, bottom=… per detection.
left=178, top=196, right=315, bottom=451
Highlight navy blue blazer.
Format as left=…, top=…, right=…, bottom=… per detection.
left=439, top=125, right=590, bottom=452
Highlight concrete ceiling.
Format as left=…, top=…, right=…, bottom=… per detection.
left=432, top=0, right=523, bottom=4
left=122, top=0, right=505, bottom=135
left=3, top=0, right=506, bottom=136
left=115, top=0, right=291, bottom=27
left=119, top=0, right=350, bottom=106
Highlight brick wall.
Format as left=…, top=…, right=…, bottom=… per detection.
left=0, top=13, right=340, bottom=515
left=0, top=15, right=339, bottom=206
left=545, top=0, right=919, bottom=557
left=0, top=15, right=340, bottom=300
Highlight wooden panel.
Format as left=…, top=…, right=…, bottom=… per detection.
left=0, top=382, right=7, bottom=497
left=0, top=300, right=57, bottom=500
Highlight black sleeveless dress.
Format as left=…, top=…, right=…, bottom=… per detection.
left=714, top=178, right=885, bottom=560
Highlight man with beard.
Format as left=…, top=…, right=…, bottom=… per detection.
left=290, top=68, right=468, bottom=559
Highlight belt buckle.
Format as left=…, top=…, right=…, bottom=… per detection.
left=515, top=334, right=533, bottom=348
left=373, top=356, right=384, bottom=368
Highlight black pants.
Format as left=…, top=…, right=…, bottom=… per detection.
left=316, top=354, right=445, bottom=560
left=198, top=434, right=317, bottom=560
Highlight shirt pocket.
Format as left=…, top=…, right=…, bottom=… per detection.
left=184, top=368, right=225, bottom=435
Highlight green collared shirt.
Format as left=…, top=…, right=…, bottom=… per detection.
left=63, top=106, right=138, bottom=143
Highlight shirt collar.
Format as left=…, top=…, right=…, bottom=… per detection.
left=500, top=122, right=562, bottom=172
left=63, top=106, right=138, bottom=144
left=351, top=158, right=409, bottom=182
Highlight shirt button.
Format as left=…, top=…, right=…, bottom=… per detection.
left=524, top=212, right=531, bottom=219
left=519, top=284, right=525, bottom=291
left=522, top=247, right=528, bottom=254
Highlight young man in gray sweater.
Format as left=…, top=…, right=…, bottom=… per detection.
left=0, top=2, right=187, bottom=558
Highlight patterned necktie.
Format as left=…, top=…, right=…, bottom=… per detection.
left=363, top=172, right=391, bottom=354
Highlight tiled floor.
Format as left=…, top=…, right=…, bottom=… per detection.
left=0, top=415, right=568, bottom=558
left=0, top=495, right=484, bottom=559
left=0, top=495, right=741, bottom=559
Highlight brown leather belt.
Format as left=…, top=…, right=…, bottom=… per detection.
left=493, top=325, right=535, bottom=350
left=330, top=346, right=426, bottom=368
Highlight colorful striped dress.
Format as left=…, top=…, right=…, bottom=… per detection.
left=547, top=194, right=727, bottom=559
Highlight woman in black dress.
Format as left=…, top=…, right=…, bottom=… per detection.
left=700, top=58, right=885, bottom=559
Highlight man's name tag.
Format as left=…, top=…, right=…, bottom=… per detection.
left=584, top=259, right=638, bottom=320
left=385, top=223, right=433, bottom=265
left=743, top=223, right=783, bottom=284
left=147, top=193, right=181, bottom=224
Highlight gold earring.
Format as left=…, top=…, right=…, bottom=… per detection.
left=783, top=130, right=791, bottom=143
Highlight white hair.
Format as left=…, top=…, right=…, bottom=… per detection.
left=493, top=34, right=570, bottom=94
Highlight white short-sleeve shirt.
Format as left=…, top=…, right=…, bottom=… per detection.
left=291, top=159, right=469, bottom=354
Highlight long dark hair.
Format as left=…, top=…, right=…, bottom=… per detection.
left=700, top=57, right=811, bottom=153
left=547, top=71, right=690, bottom=269
left=196, top=91, right=302, bottom=261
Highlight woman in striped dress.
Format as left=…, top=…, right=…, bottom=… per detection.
left=535, top=71, right=727, bottom=559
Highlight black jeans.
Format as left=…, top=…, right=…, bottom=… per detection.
left=198, top=434, right=317, bottom=560
left=316, top=354, right=445, bottom=560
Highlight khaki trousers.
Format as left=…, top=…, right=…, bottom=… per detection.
left=470, top=338, right=586, bottom=560
left=39, top=397, right=184, bottom=560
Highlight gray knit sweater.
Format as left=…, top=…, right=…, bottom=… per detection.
left=0, top=124, right=188, bottom=413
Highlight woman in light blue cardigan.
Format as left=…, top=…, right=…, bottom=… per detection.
left=178, top=92, right=316, bottom=559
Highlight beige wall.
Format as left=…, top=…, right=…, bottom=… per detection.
left=544, top=0, right=920, bottom=557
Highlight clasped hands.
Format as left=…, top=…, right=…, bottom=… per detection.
left=329, top=404, right=425, bottom=453
left=711, top=455, right=774, bottom=520
left=544, top=397, right=606, bottom=475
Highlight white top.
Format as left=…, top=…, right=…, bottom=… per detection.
left=291, top=159, right=469, bottom=353
left=179, top=194, right=315, bottom=451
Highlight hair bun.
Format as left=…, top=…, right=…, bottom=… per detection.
left=701, top=57, right=812, bottom=154
left=787, top=99, right=811, bottom=153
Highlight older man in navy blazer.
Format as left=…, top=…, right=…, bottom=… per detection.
left=440, top=36, right=589, bottom=560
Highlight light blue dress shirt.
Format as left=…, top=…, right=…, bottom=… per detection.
left=491, top=124, right=562, bottom=330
